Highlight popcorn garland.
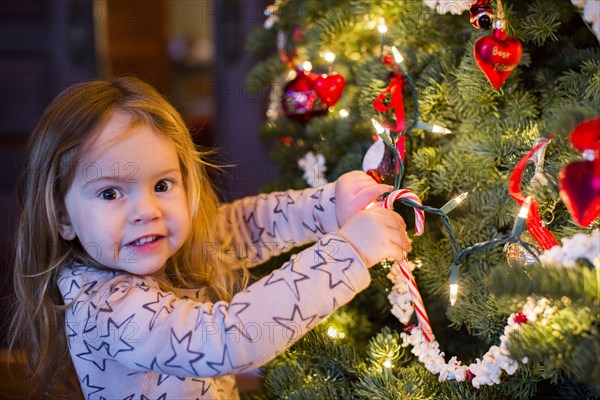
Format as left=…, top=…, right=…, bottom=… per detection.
left=387, top=231, right=598, bottom=387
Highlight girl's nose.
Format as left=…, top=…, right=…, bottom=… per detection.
left=128, top=194, right=162, bottom=223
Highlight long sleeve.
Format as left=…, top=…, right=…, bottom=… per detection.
left=216, top=183, right=339, bottom=268
left=59, top=233, right=370, bottom=399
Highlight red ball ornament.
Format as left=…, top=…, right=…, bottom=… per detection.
left=281, top=70, right=327, bottom=122
left=474, top=21, right=522, bottom=89
left=559, top=118, right=600, bottom=227
left=362, top=137, right=397, bottom=185
left=570, top=117, right=600, bottom=153
left=559, top=159, right=600, bottom=227
left=470, top=0, right=494, bottom=29
left=281, top=69, right=346, bottom=122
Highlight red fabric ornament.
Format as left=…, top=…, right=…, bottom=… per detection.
left=570, top=117, right=600, bottom=152
left=281, top=69, right=346, bottom=122
left=559, top=159, right=600, bottom=227
left=474, top=21, right=522, bottom=89
left=314, top=73, right=345, bottom=107
left=509, top=138, right=558, bottom=250
left=470, top=0, right=494, bottom=29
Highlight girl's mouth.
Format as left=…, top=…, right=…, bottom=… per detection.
left=125, top=235, right=164, bottom=251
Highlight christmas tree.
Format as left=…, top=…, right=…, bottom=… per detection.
left=242, top=1, right=599, bottom=399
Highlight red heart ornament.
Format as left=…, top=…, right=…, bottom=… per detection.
left=474, top=26, right=522, bottom=89
left=558, top=159, right=600, bottom=227
left=314, top=73, right=346, bottom=106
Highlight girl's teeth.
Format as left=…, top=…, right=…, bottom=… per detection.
left=133, top=236, right=158, bottom=245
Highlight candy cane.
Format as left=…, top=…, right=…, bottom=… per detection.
left=381, top=189, right=433, bottom=341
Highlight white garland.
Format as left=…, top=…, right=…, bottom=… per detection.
left=387, top=231, right=599, bottom=387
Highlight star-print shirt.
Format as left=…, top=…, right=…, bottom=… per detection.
left=58, top=183, right=371, bottom=400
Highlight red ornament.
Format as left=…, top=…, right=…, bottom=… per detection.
left=474, top=21, right=522, bottom=89
left=559, top=159, right=600, bottom=227
left=281, top=69, right=346, bottom=122
left=514, top=311, right=528, bottom=324
left=281, top=70, right=327, bottom=122
left=403, top=322, right=417, bottom=335
left=559, top=118, right=600, bottom=227
left=470, top=0, right=494, bottom=29
left=465, top=369, right=476, bottom=382
left=314, top=73, right=346, bottom=107
left=570, top=117, right=600, bottom=153
left=362, top=137, right=398, bottom=185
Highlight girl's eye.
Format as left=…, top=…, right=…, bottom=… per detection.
left=155, top=180, right=173, bottom=193
left=98, top=188, right=122, bottom=200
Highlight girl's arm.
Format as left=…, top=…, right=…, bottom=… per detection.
left=60, top=233, right=370, bottom=379
left=216, top=183, right=339, bottom=268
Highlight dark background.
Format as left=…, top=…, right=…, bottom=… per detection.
left=0, top=0, right=274, bottom=384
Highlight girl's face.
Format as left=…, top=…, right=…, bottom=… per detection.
left=58, top=111, right=191, bottom=276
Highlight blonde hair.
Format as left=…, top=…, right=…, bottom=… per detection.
left=8, top=77, right=246, bottom=397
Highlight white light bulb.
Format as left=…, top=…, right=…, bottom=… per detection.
left=518, top=196, right=533, bottom=219
left=378, top=17, right=388, bottom=33
left=431, top=124, right=452, bottom=134
left=323, top=51, right=336, bottom=63
left=391, top=46, right=404, bottom=64
left=449, top=284, right=459, bottom=306
left=371, top=118, right=385, bottom=135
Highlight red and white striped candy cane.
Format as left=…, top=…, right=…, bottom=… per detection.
left=381, top=189, right=434, bottom=342
left=383, top=189, right=425, bottom=235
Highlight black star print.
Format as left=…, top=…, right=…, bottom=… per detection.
left=134, top=356, right=180, bottom=386
left=66, top=321, right=78, bottom=349
left=81, top=374, right=105, bottom=400
left=301, top=189, right=327, bottom=235
left=215, top=302, right=253, bottom=341
left=164, top=329, right=205, bottom=376
left=83, top=299, right=113, bottom=333
left=142, top=292, right=176, bottom=331
left=244, top=212, right=266, bottom=247
left=76, top=340, right=115, bottom=371
left=141, top=394, right=166, bottom=400
left=193, top=304, right=214, bottom=330
left=272, top=304, right=318, bottom=343
left=100, top=314, right=136, bottom=356
left=264, top=256, right=309, bottom=300
left=190, top=378, right=213, bottom=396
left=310, top=249, right=356, bottom=292
left=63, top=279, right=97, bottom=315
left=205, top=344, right=253, bottom=376
left=274, top=193, right=295, bottom=222
left=265, top=219, right=282, bottom=239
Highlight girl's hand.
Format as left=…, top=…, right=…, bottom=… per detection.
left=335, top=171, right=393, bottom=228
left=339, top=208, right=411, bottom=268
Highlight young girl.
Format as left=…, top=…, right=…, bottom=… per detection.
left=8, top=77, right=410, bottom=399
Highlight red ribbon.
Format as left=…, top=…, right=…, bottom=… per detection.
left=373, top=72, right=406, bottom=160
left=508, top=138, right=558, bottom=250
